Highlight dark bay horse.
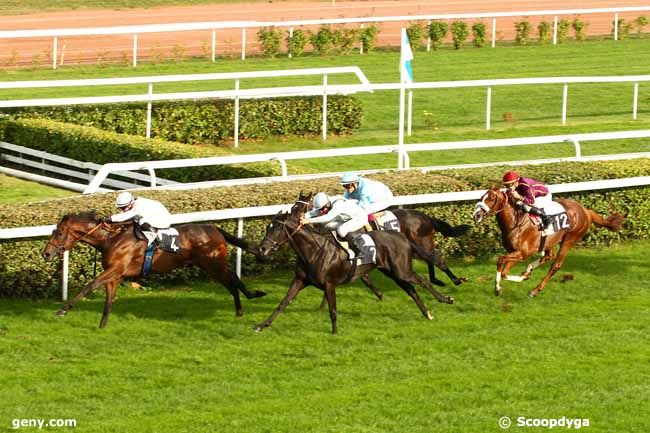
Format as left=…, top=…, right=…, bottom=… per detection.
left=472, top=187, right=624, bottom=297
left=256, top=199, right=454, bottom=334
left=42, top=212, right=265, bottom=328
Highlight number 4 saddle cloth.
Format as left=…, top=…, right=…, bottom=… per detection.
left=529, top=202, right=571, bottom=236
left=156, top=228, right=181, bottom=253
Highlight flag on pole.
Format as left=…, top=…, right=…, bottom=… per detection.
left=400, top=28, right=414, bottom=83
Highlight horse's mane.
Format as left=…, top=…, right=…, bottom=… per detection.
left=62, top=211, right=100, bottom=222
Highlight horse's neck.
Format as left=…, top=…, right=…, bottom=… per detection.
left=496, top=202, right=521, bottom=233
left=77, top=226, right=110, bottom=251
left=290, top=227, right=338, bottom=264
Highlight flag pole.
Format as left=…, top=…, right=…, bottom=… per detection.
left=398, top=28, right=406, bottom=170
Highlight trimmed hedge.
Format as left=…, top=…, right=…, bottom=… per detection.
left=1, top=159, right=649, bottom=298
left=1, top=96, right=363, bottom=145
left=0, top=117, right=279, bottom=182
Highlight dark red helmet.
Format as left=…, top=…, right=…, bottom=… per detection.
left=502, top=171, right=520, bottom=185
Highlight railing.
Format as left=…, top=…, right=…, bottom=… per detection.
left=2, top=6, right=650, bottom=68
left=2, top=176, right=649, bottom=301
left=0, top=66, right=372, bottom=147
left=79, top=129, right=650, bottom=193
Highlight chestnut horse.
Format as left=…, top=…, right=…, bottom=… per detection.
left=42, top=212, right=265, bottom=328
left=472, top=187, right=624, bottom=297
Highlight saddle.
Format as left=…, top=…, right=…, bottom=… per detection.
left=372, top=210, right=401, bottom=232
left=528, top=202, right=570, bottom=236
left=331, top=232, right=377, bottom=266
left=136, top=226, right=181, bottom=277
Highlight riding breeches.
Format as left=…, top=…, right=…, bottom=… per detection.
left=362, top=199, right=394, bottom=216
left=533, top=193, right=553, bottom=211
left=336, top=216, right=368, bottom=238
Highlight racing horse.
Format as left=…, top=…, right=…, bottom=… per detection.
left=472, top=187, right=624, bottom=297
left=42, top=212, right=265, bottom=328
left=256, top=197, right=454, bottom=334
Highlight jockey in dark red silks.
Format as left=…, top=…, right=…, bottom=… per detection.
left=502, top=171, right=552, bottom=228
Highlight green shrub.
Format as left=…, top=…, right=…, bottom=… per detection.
left=572, top=17, right=588, bottom=41
left=538, top=21, right=552, bottom=44
left=614, top=18, right=633, bottom=40
left=515, top=20, right=532, bottom=45
left=3, top=96, right=363, bottom=145
left=257, top=27, right=282, bottom=58
left=406, top=22, right=425, bottom=51
left=309, top=26, right=335, bottom=56
left=451, top=21, right=469, bottom=49
left=2, top=159, right=649, bottom=298
left=333, top=27, right=360, bottom=55
left=359, top=25, right=379, bottom=53
left=428, top=21, right=449, bottom=50
left=557, top=19, right=571, bottom=43
left=286, top=29, right=308, bottom=57
left=471, top=22, right=487, bottom=48
left=634, top=16, right=648, bottom=34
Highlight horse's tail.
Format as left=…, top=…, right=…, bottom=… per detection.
left=216, top=227, right=255, bottom=252
left=427, top=216, right=471, bottom=238
left=588, top=210, right=625, bottom=232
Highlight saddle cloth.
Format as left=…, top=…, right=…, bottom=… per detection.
left=332, top=232, right=377, bottom=266
left=156, top=228, right=181, bottom=253
left=375, top=210, right=401, bottom=232
left=529, top=201, right=570, bottom=236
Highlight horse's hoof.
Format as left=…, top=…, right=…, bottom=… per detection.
left=55, top=309, right=67, bottom=317
left=528, top=291, right=537, bottom=298
left=236, top=310, right=244, bottom=317
left=253, top=325, right=264, bottom=333
left=253, top=291, right=267, bottom=298
left=454, top=277, right=468, bottom=286
left=425, top=311, right=433, bottom=320
left=495, top=289, right=501, bottom=297
left=447, top=297, right=455, bottom=304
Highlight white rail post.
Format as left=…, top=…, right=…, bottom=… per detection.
left=398, top=81, right=406, bottom=170
left=235, top=218, right=244, bottom=278
left=234, top=79, right=240, bottom=148
left=146, top=83, right=153, bottom=139
left=146, top=165, right=157, bottom=188
left=486, top=86, right=492, bottom=130
left=562, top=83, right=568, bottom=125
left=322, top=74, right=328, bottom=141
left=633, top=82, right=639, bottom=120
left=211, top=30, right=217, bottom=62
left=572, top=139, right=582, bottom=160
left=52, top=36, right=58, bottom=70
left=288, top=27, right=293, bottom=58
left=426, top=21, right=431, bottom=52
left=241, top=28, right=246, bottom=60
left=407, top=87, right=413, bottom=136
left=553, top=16, right=558, bottom=45
left=62, top=250, right=69, bottom=301
left=132, top=34, right=138, bottom=67
left=360, top=24, right=365, bottom=54
left=491, top=18, right=497, bottom=48
left=614, top=13, right=619, bottom=41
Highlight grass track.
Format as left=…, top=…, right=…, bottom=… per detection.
left=1, top=241, right=648, bottom=432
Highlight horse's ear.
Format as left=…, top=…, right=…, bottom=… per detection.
left=298, top=190, right=304, bottom=200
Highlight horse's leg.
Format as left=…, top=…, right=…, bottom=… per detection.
left=495, top=251, right=525, bottom=296
left=379, top=269, right=432, bottom=320
left=361, top=274, right=383, bottom=301
left=56, top=267, right=123, bottom=316
left=521, top=249, right=555, bottom=280
left=323, top=284, right=338, bottom=334
left=98, top=279, right=120, bottom=329
left=197, top=253, right=245, bottom=317
left=409, top=273, right=455, bottom=305
left=429, top=249, right=467, bottom=286
left=529, top=240, right=576, bottom=297
left=254, top=277, right=306, bottom=332
left=426, top=262, right=446, bottom=287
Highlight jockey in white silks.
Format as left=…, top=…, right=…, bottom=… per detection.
left=108, top=191, right=172, bottom=245
left=299, top=192, right=368, bottom=255
left=340, top=173, right=394, bottom=225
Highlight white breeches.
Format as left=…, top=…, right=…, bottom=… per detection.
left=363, top=199, right=394, bottom=216
left=533, top=193, right=553, bottom=210
left=336, top=217, right=368, bottom=238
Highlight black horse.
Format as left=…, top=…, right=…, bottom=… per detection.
left=256, top=197, right=454, bottom=334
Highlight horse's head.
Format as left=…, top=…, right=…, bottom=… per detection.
left=290, top=191, right=312, bottom=218
left=42, top=212, right=103, bottom=261
left=472, top=187, right=508, bottom=224
left=258, top=211, right=293, bottom=258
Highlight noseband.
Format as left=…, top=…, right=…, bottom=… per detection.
left=477, top=189, right=507, bottom=217
left=51, top=221, right=110, bottom=255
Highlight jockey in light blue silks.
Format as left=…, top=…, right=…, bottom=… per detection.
left=339, top=173, right=394, bottom=225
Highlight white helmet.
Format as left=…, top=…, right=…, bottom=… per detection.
left=115, top=191, right=134, bottom=208
left=312, top=192, right=331, bottom=210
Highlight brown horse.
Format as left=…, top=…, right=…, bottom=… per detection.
left=472, top=187, right=624, bottom=297
left=42, top=212, right=265, bottom=328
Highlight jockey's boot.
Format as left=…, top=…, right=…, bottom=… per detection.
left=529, top=207, right=551, bottom=228
left=344, top=233, right=365, bottom=259
left=140, top=222, right=158, bottom=245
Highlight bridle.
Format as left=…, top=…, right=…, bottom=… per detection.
left=49, top=220, right=118, bottom=256
left=476, top=189, right=507, bottom=217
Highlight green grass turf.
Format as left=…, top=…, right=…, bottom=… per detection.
left=2, top=38, right=650, bottom=174
left=1, top=0, right=322, bottom=16
left=0, top=173, right=77, bottom=204
left=0, top=241, right=648, bottom=432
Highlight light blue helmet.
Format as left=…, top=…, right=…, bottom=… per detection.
left=312, top=192, right=331, bottom=210
left=340, top=172, right=361, bottom=185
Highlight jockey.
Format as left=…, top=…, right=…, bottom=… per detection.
left=339, top=173, right=394, bottom=226
left=299, top=192, right=369, bottom=256
left=107, top=191, right=172, bottom=245
left=502, top=171, right=552, bottom=228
